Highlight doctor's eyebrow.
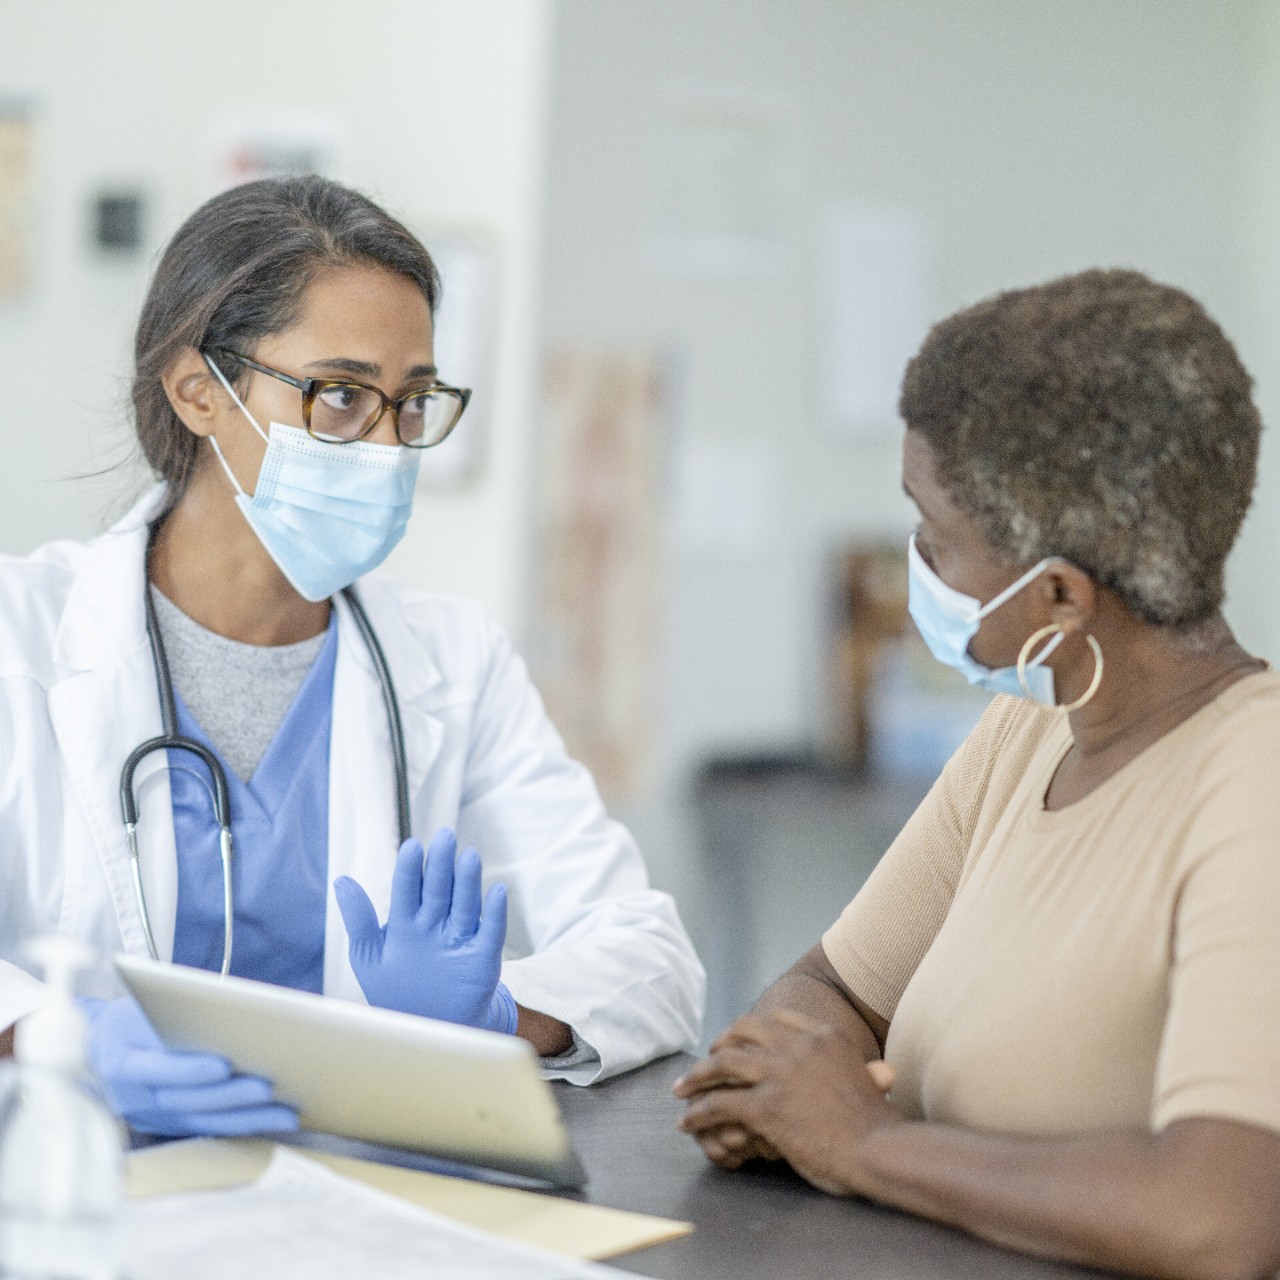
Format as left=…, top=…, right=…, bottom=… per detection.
left=304, top=358, right=439, bottom=380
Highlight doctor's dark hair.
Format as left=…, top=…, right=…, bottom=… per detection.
left=132, top=175, right=440, bottom=513
left=899, top=269, right=1261, bottom=631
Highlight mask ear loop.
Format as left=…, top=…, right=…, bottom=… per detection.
left=1017, top=623, right=1103, bottom=711
left=204, top=353, right=269, bottom=497
left=976, top=556, right=1061, bottom=620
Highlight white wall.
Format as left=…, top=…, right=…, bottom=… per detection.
left=1233, top=0, right=1280, bottom=656
left=6, top=0, right=1277, bottom=997
left=0, top=0, right=553, bottom=631
left=5, top=0, right=1270, bottom=723
left=540, top=0, right=1264, bottom=784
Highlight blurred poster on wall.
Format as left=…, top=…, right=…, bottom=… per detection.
left=204, top=112, right=345, bottom=195
left=819, top=205, right=936, bottom=439
left=527, top=350, right=664, bottom=802
left=0, top=102, right=34, bottom=298
left=646, top=86, right=799, bottom=280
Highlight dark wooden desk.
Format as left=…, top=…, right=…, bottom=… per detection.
left=556, top=1054, right=1117, bottom=1280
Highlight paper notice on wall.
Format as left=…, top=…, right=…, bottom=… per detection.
left=820, top=206, right=935, bottom=438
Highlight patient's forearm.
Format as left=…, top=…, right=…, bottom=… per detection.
left=752, top=944, right=886, bottom=1060
left=854, top=1116, right=1280, bottom=1280
left=0, top=1023, right=13, bottom=1058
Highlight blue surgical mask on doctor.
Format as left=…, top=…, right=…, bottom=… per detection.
left=907, top=533, right=1064, bottom=704
left=205, top=355, right=421, bottom=602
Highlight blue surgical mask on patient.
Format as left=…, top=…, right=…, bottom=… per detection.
left=205, top=356, right=421, bottom=602
left=907, top=533, right=1062, bottom=704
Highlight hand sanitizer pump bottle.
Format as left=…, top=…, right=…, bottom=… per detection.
left=0, top=938, right=123, bottom=1280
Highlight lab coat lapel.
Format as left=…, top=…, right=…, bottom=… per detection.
left=324, top=578, right=444, bottom=999
left=48, top=505, right=180, bottom=961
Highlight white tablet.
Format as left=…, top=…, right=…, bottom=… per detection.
left=114, top=955, right=586, bottom=1188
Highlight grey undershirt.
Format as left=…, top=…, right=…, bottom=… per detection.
left=150, top=587, right=328, bottom=783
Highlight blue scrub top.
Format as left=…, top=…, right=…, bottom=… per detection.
left=168, top=617, right=338, bottom=993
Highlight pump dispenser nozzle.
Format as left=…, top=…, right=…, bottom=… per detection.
left=0, top=936, right=122, bottom=1280
left=13, top=936, right=97, bottom=1074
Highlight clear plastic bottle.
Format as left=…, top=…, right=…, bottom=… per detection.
left=0, top=939, right=122, bottom=1280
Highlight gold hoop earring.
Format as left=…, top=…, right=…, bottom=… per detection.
left=1016, top=623, right=1103, bottom=712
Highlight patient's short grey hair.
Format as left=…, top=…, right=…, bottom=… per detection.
left=900, top=269, right=1260, bottom=629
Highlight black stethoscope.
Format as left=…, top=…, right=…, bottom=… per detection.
left=118, top=581, right=412, bottom=976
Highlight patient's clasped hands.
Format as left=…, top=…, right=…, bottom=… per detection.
left=335, top=828, right=517, bottom=1035
left=674, top=1010, right=899, bottom=1196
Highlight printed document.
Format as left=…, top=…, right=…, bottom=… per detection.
left=123, top=1146, right=625, bottom=1280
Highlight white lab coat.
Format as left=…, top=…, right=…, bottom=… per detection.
left=0, top=491, right=704, bottom=1082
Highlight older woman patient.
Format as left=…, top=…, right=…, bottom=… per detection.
left=675, top=270, right=1280, bottom=1280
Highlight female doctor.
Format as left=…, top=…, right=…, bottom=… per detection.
left=0, top=175, right=703, bottom=1134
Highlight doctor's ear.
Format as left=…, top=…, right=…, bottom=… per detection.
left=161, top=347, right=226, bottom=439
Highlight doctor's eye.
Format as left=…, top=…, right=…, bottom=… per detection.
left=394, top=387, right=469, bottom=449
left=309, top=382, right=383, bottom=441
left=316, top=384, right=367, bottom=415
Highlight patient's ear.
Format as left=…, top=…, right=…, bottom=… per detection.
left=1048, top=563, right=1099, bottom=633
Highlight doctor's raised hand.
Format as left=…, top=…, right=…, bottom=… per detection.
left=334, top=829, right=517, bottom=1034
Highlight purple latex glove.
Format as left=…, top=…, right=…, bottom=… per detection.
left=82, top=995, right=298, bottom=1137
left=334, top=828, right=515, bottom=1034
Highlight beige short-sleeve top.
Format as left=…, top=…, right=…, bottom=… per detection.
left=822, top=672, right=1280, bottom=1138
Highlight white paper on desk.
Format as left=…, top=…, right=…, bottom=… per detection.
left=123, top=1147, right=623, bottom=1280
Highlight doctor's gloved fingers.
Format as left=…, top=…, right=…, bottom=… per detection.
left=389, top=837, right=427, bottom=923
left=474, top=883, right=509, bottom=955
left=425, top=826, right=458, bottom=862
left=102, top=1079, right=290, bottom=1135
left=83, top=997, right=231, bottom=1088
left=334, top=877, right=386, bottom=965
left=150, top=1073, right=277, bottom=1114
left=446, top=846, right=484, bottom=936
left=100, top=1080, right=161, bottom=1123
left=82, top=994, right=162, bottom=1053
left=104, top=1045, right=233, bottom=1090
left=419, top=828, right=459, bottom=926
left=483, top=982, right=519, bottom=1035
left=131, top=1103, right=299, bottom=1139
